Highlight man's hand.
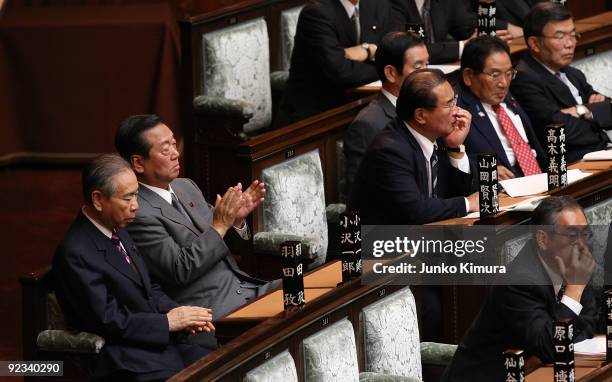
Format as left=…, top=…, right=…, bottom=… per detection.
left=506, top=24, right=524, bottom=38
left=560, top=106, right=591, bottom=119
left=495, top=29, right=513, bottom=44
left=444, top=107, right=471, bottom=148
left=233, top=180, right=266, bottom=227
left=212, top=187, right=244, bottom=237
left=588, top=93, right=606, bottom=104
left=467, top=192, right=479, bottom=213
left=555, top=244, right=595, bottom=291
left=497, top=165, right=515, bottom=181
left=344, top=44, right=377, bottom=62
left=167, top=306, right=214, bottom=333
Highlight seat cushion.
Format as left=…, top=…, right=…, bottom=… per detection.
left=261, top=150, right=328, bottom=267
left=201, top=17, right=272, bottom=134
left=361, top=287, right=422, bottom=379
left=572, top=50, right=612, bottom=99
left=244, top=350, right=298, bottom=382
left=302, top=318, right=360, bottom=382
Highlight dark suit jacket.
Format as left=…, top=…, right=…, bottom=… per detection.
left=345, top=92, right=396, bottom=193
left=457, top=83, right=547, bottom=176
left=276, top=0, right=391, bottom=126
left=53, top=212, right=204, bottom=377
left=511, top=54, right=611, bottom=163
left=389, top=0, right=476, bottom=63
left=495, top=0, right=545, bottom=29
left=349, top=117, right=476, bottom=224
left=443, top=240, right=598, bottom=382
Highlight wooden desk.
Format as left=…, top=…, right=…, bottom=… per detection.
left=527, top=362, right=612, bottom=382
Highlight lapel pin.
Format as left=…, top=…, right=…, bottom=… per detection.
left=478, top=111, right=486, bottom=117
left=189, top=202, right=195, bottom=207
left=372, top=25, right=377, bottom=31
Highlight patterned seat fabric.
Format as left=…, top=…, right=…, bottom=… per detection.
left=302, top=318, right=360, bottom=382
left=279, top=6, right=303, bottom=71
left=244, top=350, right=298, bottom=382
left=361, top=287, right=423, bottom=379
left=258, top=150, right=329, bottom=267
left=572, top=51, right=612, bottom=99
left=200, top=17, right=272, bottom=134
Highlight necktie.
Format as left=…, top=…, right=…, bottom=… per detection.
left=421, top=0, right=435, bottom=44
left=171, top=192, right=192, bottom=222
left=492, top=104, right=542, bottom=176
left=351, top=6, right=361, bottom=43
left=430, top=144, right=439, bottom=198
left=110, top=230, right=137, bottom=273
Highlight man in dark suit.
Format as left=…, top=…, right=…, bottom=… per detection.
left=511, top=2, right=611, bottom=163
left=350, top=68, right=478, bottom=225
left=458, top=36, right=547, bottom=180
left=53, top=154, right=214, bottom=381
left=389, top=0, right=504, bottom=64
left=275, top=0, right=392, bottom=126
left=345, top=31, right=429, bottom=192
left=444, top=196, right=598, bottom=382
left=115, top=115, right=277, bottom=351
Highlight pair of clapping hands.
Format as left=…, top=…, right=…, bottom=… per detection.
left=211, top=180, right=266, bottom=237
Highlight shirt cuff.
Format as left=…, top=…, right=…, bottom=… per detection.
left=561, top=295, right=583, bottom=315
left=233, top=220, right=251, bottom=240
left=458, top=40, right=465, bottom=59
left=448, top=153, right=471, bottom=174
left=464, top=197, right=470, bottom=214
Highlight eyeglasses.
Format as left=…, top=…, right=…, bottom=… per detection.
left=438, top=94, right=458, bottom=110
left=552, top=227, right=593, bottom=245
left=480, top=69, right=517, bottom=82
left=540, top=32, right=581, bottom=43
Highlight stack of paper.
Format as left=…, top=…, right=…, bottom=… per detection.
left=574, top=336, right=606, bottom=360
left=583, top=149, right=612, bottom=161
left=499, top=169, right=591, bottom=197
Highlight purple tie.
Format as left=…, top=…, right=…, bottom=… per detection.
left=110, top=230, right=131, bottom=265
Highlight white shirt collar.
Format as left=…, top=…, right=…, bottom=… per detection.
left=339, top=0, right=358, bottom=18
left=531, top=54, right=560, bottom=76
left=405, top=122, right=437, bottom=161
left=140, top=182, right=175, bottom=205
left=82, top=206, right=113, bottom=239
left=381, top=88, right=398, bottom=107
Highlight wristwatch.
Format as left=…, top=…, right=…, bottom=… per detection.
left=446, top=144, right=466, bottom=153
left=361, top=43, right=372, bottom=61
left=576, top=104, right=587, bottom=119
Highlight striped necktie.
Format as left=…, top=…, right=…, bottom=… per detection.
left=430, top=144, right=438, bottom=198
left=351, top=6, right=361, bottom=43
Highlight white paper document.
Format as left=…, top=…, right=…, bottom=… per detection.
left=461, top=195, right=548, bottom=218
left=583, top=149, right=612, bottom=161
left=499, top=169, right=592, bottom=197
left=574, top=336, right=605, bottom=356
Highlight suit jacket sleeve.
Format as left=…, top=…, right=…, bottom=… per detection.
left=345, top=114, right=378, bottom=190
left=372, top=147, right=468, bottom=223
left=128, top=211, right=232, bottom=288
left=301, top=5, right=377, bottom=88
left=511, top=69, right=608, bottom=152
left=500, top=284, right=597, bottom=363
left=54, top=246, right=171, bottom=346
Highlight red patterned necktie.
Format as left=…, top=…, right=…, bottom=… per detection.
left=492, top=104, right=542, bottom=176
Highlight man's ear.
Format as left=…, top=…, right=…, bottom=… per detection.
left=527, top=36, right=541, bottom=54
left=535, top=229, right=549, bottom=252
left=414, top=108, right=427, bottom=125
left=91, top=191, right=105, bottom=212
left=131, top=155, right=145, bottom=175
left=384, top=65, right=399, bottom=84
left=462, top=68, right=474, bottom=87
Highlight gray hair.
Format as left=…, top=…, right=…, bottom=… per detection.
left=82, top=154, right=132, bottom=204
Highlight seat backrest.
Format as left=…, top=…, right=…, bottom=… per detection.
left=201, top=17, right=272, bottom=134
left=361, top=287, right=422, bottom=379
left=279, top=5, right=304, bottom=71
left=261, top=150, right=328, bottom=267
left=244, top=350, right=298, bottom=382
left=302, top=318, right=360, bottom=382
left=572, top=50, right=612, bottom=99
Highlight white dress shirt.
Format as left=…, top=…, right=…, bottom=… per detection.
left=339, top=0, right=358, bottom=19
left=81, top=207, right=128, bottom=253
left=482, top=102, right=537, bottom=167
left=381, top=88, right=398, bottom=107
left=538, top=252, right=583, bottom=315
left=405, top=123, right=471, bottom=212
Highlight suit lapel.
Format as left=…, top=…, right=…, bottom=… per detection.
left=138, top=184, right=201, bottom=235
left=81, top=214, right=144, bottom=287
left=398, top=120, right=429, bottom=194
left=117, top=229, right=150, bottom=291
left=171, top=182, right=207, bottom=233
left=332, top=0, right=358, bottom=45
left=526, top=55, right=577, bottom=108
left=377, top=92, right=396, bottom=120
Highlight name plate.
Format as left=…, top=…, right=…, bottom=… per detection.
left=478, top=153, right=500, bottom=217
left=503, top=349, right=525, bottom=382
left=339, top=211, right=362, bottom=282
left=606, top=289, right=612, bottom=360
left=553, top=319, right=575, bottom=382
left=477, top=0, right=497, bottom=37
left=280, top=241, right=305, bottom=309
left=546, top=124, right=568, bottom=191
